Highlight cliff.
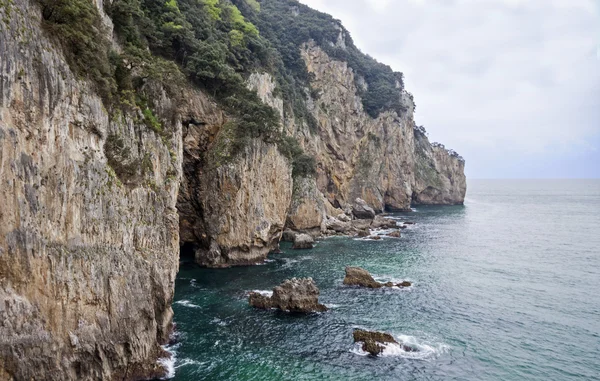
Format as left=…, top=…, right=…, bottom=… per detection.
left=0, top=1, right=184, bottom=379
left=0, top=0, right=465, bottom=379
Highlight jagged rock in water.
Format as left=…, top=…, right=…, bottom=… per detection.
left=343, top=267, right=383, bottom=288
left=387, top=231, right=401, bottom=238
left=371, top=215, right=398, bottom=229
left=404, top=221, right=416, bottom=225
left=249, top=278, right=327, bottom=313
left=293, top=234, right=315, bottom=249
left=353, top=198, right=376, bottom=219
left=356, top=229, right=370, bottom=238
left=353, top=329, right=398, bottom=356
left=397, top=281, right=412, bottom=288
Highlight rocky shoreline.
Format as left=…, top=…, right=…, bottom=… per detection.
left=280, top=198, right=411, bottom=251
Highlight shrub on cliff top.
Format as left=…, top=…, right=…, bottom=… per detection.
left=37, top=0, right=117, bottom=103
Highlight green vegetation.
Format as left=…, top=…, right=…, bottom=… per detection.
left=36, top=0, right=117, bottom=103
left=36, top=0, right=411, bottom=178
left=247, top=0, right=409, bottom=119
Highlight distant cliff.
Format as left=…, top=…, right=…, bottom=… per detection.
left=0, top=0, right=465, bottom=379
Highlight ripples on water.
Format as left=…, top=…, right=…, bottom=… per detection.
left=165, top=180, right=600, bottom=380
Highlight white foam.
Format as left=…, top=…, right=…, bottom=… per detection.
left=324, top=303, right=341, bottom=309
left=158, top=343, right=180, bottom=379
left=210, top=317, right=228, bottom=327
left=350, top=333, right=448, bottom=360
left=174, top=300, right=201, bottom=309
left=174, top=358, right=202, bottom=369
left=251, top=290, right=273, bottom=297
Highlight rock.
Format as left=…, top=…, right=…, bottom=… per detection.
left=326, top=217, right=352, bottom=233
left=351, top=219, right=372, bottom=231
left=352, top=198, right=376, bottom=220
left=371, top=215, right=398, bottom=229
left=337, top=213, right=351, bottom=222
left=249, top=278, right=327, bottom=313
left=292, top=234, right=314, bottom=249
left=397, top=281, right=412, bottom=288
left=353, top=329, right=398, bottom=356
left=403, top=221, right=416, bottom=225
left=369, top=235, right=382, bottom=240
left=343, top=267, right=382, bottom=288
left=356, top=229, right=370, bottom=238
left=387, top=231, right=401, bottom=238
left=281, top=230, right=297, bottom=242
left=399, top=225, right=408, bottom=229
left=248, top=292, right=272, bottom=309
left=383, top=282, right=394, bottom=287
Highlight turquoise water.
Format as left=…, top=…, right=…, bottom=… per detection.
left=166, top=180, right=600, bottom=380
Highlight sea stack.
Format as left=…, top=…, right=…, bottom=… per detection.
left=249, top=278, right=328, bottom=313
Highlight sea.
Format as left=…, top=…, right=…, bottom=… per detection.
left=162, top=179, right=600, bottom=380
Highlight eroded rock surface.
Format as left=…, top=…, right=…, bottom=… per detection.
left=249, top=278, right=327, bottom=313
left=293, top=234, right=315, bottom=250
left=353, top=329, right=417, bottom=356
left=343, top=267, right=411, bottom=288
left=343, top=267, right=383, bottom=288
left=0, top=2, right=180, bottom=379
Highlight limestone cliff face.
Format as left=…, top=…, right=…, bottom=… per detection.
left=0, top=1, right=182, bottom=380
left=176, top=80, right=292, bottom=268
left=284, top=42, right=466, bottom=223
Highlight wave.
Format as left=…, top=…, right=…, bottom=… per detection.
left=210, top=317, right=228, bottom=327
left=350, top=333, right=448, bottom=360
left=175, top=358, right=202, bottom=369
left=174, top=300, right=201, bottom=309
left=158, top=343, right=180, bottom=379
left=251, top=290, right=273, bottom=297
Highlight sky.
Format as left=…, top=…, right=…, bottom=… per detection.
left=298, top=0, right=600, bottom=178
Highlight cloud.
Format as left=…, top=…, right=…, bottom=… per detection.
left=298, top=0, right=600, bottom=177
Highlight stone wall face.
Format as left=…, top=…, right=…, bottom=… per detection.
left=0, top=1, right=181, bottom=379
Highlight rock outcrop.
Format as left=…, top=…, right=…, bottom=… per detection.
left=353, top=329, right=417, bottom=356
left=353, top=329, right=398, bottom=356
left=292, top=234, right=315, bottom=250
left=343, top=267, right=383, bottom=288
left=249, top=278, right=327, bottom=313
left=343, top=267, right=411, bottom=288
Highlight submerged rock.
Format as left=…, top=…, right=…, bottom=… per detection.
left=403, top=221, right=416, bottom=225
left=352, top=198, right=376, bottom=219
left=353, top=329, right=398, bottom=356
left=292, top=234, right=314, bottom=249
left=249, top=278, right=327, bottom=313
left=343, top=267, right=382, bottom=288
left=369, top=235, right=382, bottom=240
left=397, top=281, right=412, bottom=288
left=387, top=231, right=401, bottom=238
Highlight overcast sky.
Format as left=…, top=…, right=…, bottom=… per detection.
left=298, top=0, right=600, bottom=178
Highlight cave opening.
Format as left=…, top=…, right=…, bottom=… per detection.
left=179, top=242, right=197, bottom=262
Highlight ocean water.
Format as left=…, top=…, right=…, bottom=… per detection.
left=166, top=179, right=600, bottom=380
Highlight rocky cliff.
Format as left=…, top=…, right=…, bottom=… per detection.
left=0, top=0, right=466, bottom=379
left=0, top=1, right=183, bottom=379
